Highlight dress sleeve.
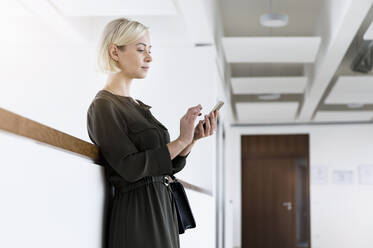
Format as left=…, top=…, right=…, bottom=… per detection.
left=171, top=152, right=190, bottom=174
left=87, top=98, right=174, bottom=182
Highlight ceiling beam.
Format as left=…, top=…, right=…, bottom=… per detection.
left=298, top=0, right=373, bottom=121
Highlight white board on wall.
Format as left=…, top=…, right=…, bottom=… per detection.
left=359, top=165, right=373, bottom=185
left=311, top=166, right=328, bottom=184
left=332, top=170, right=354, bottom=185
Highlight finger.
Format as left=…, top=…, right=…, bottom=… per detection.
left=208, top=112, right=215, bottom=135
left=192, top=109, right=202, bottom=116
left=204, top=114, right=211, bottom=135
left=195, top=105, right=203, bottom=114
left=198, top=120, right=205, bottom=136
left=213, top=110, right=219, bottom=130
left=189, top=107, right=202, bottom=116
left=187, top=109, right=202, bottom=121
left=189, top=104, right=202, bottom=113
left=210, top=111, right=215, bottom=121
left=210, top=112, right=216, bottom=133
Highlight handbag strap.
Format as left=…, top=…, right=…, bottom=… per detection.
left=169, top=174, right=177, bottom=182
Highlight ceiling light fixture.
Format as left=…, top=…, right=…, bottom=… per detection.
left=260, top=0, right=289, bottom=28
left=260, top=13, right=289, bottom=27
left=258, top=94, right=281, bottom=100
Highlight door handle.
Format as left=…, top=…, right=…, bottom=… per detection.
left=282, top=202, right=292, bottom=211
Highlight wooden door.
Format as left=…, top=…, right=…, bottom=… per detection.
left=241, top=135, right=310, bottom=248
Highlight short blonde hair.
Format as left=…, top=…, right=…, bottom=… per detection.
left=97, top=18, right=149, bottom=73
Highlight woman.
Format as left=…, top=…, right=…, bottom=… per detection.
left=86, top=18, right=218, bottom=248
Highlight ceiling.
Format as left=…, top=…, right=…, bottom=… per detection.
left=219, top=0, right=373, bottom=124
left=3, top=0, right=373, bottom=125
left=0, top=0, right=196, bottom=47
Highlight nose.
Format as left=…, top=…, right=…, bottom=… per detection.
left=145, top=50, right=152, bottom=63
left=145, top=53, right=153, bottom=63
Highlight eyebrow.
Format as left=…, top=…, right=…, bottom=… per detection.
left=136, top=43, right=152, bottom=48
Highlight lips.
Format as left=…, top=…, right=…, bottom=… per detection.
left=141, top=66, right=149, bottom=71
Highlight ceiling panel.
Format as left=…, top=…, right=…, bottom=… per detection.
left=231, top=77, right=307, bottom=94
left=236, top=102, right=298, bottom=123
left=230, top=63, right=304, bottom=77
left=314, top=111, right=373, bottom=122
left=219, top=0, right=324, bottom=36
left=325, top=76, right=373, bottom=104
left=222, top=37, right=321, bottom=63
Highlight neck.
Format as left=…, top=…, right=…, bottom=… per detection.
left=104, top=71, right=133, bottom=97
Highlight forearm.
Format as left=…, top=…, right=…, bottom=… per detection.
left=179, top=140, right=196, bottom=157
left=166, top=138, right=188, bottom=160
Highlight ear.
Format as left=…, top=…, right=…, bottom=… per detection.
left=108, top=44, right=119, bottom=62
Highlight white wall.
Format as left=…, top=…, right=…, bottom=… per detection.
left=0, top=131, right=106, bottom=248
left=0, top=15, right=225, bottom=248
left=225, top=123, right=373, bottom=248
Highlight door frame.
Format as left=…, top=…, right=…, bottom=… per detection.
left=215, top=116, right=226, bottom=248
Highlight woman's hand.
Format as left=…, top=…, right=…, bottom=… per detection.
left=193, top=109, right=219, bottom=142
left=178, top=104, right=203, bottom=146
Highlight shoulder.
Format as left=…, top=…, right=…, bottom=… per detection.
left=87, top=93, right=122, bottom=121
left=88, top=96, right=112, bottom=111
left=87, top=91, right=135, bottom=126
left=87, top=93, right=134, bottom=125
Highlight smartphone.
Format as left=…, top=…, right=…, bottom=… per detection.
left=201, top=100, right=224, bottom=128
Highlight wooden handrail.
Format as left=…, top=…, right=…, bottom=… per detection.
left=0, top=107, right=212, bottom=196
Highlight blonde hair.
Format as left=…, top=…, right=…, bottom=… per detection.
left=97, top=18, right=149, bottom=73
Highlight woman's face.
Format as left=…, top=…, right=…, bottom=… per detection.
left=112, top=31, right=152, bottom=78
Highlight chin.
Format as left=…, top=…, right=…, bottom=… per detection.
left=136, top=73, right=147, bottom=79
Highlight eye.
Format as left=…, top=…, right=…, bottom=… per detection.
left=137, top=50, right=144, bottom=52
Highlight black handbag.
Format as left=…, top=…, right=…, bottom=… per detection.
left=168, top=175, right=196, bottom=234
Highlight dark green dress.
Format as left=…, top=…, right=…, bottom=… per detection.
left=86, top=90, right=190, bottom=248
